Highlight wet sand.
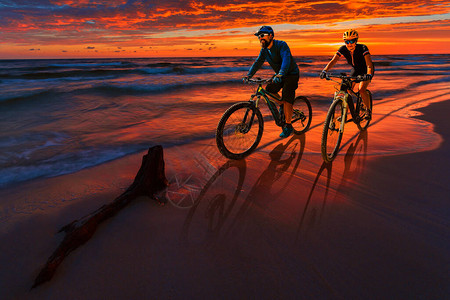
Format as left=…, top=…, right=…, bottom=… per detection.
left=1, top=96, right=449, bottom=298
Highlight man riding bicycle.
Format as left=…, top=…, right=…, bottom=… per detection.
left=320, top=29, right=374, bottom=119
left=244, top=25, right=300, bottom=138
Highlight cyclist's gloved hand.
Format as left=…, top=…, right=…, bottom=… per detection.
left=273, top=74, right=283, bottom=84
left=320, top=70, right=327, bottom=79
left=243, top=75, right=251, bottom=83
left=363, top=74, right=373, bottom=81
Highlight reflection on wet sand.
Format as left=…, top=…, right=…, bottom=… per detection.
left=180, top=129, right=372, bottom=249
left=295, top=161, right=332, bottom=243
left=339, top=131, right=368, bottom=189
left=296, top=131, right=368, bottom=243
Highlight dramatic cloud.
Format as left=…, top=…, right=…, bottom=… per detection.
left=0, top=0, right=448, bottom=58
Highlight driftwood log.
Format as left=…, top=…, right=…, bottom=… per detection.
left=32, top=145, right=168, bottom=289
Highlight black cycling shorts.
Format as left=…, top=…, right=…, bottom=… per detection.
left=265, top=74, right=299, bottom=104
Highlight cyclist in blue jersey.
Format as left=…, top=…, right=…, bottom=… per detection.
left=320, top=29, right=374, bottom=118
left=243, top=25, right=300, bottom=138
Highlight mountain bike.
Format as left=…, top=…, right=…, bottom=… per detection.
left=216, top=77, right=312, bottom=160
left=321, top=73, right=373, bottom=162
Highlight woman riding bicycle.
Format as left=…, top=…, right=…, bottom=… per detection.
left=320, top=29, right=374, bottom=119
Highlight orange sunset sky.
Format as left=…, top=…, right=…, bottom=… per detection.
left=0, top=0, right=449, bottom=59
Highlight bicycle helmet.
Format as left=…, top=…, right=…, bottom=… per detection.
left=254, top=25, right=274, bottom=36
left=343, top=29, right=358, bottom=40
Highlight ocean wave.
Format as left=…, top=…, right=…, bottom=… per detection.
left=0, top=69, right=132, bottom=80
left=48, top=61, right=137, bottom=68
left=0, top=76, right=244, bottom=103
left=374, top=61, right=393, bottom=66
left=409, top=76, right=450, bottom=87
left=390, top=60, right=449, bottom=66
left=86, top=78, right=243, bottom=95
left=0, top=146, right=141, bottom=188
left=0, top=65, right=253, bottom=80
left=3, top=58, right=447, bottom=82
left=0, top=131, right=219, bottom=188
left=145, top=61, right=215, bottom=68
left=0, top=88, right=55, bottom=103
left=141, top=66, right=250, bottom=75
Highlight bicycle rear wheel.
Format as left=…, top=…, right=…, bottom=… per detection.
left=291, top=96, right=312, bottom=134
left=356, top=90, right=373, bottom=131
left=321, top=99, right=345, bottom=162
left=216, top=102, right=264, bottom=160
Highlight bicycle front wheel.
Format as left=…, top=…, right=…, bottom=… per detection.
left=216, top=102, right=264, bottom=160
left=356, top=90, right=373, bottom=131
left=321, top=98, right=345, bottom=162
left=292, top=96, right=312, bottom=134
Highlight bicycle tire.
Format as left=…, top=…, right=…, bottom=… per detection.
left=321, top=98, right=345, bottom=162
left=292, top=96, right=312, bottom=135
left=356, top=90, right=373, bottom=131
left=216, top=102, right=264, bottom=160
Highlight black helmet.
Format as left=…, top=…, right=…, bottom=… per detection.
left=254, top=25, right=274, bottom=36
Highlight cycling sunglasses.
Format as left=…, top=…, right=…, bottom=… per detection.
left=257, top=33, right=269, bottom=39
left=345, top=39, right=357, bottom=44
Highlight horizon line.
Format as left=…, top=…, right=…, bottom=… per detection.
left=1, top=53, right=449, bottom=60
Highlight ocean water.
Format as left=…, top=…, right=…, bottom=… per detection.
left=0, top=54, right=449, bottom=188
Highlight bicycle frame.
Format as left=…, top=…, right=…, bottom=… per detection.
left=249, top=81, right=285, bottom=127
left=216, top=77, right=312, bottom=159
left=330, top=76, right=363, bottom=133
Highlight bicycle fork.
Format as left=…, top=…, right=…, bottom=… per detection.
left=340, top=100, right=348, bottom=134
left=239, top=98, right=259, bottom=134
left=335, top=91, right=349, bottom=134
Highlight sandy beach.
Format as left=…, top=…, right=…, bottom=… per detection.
left=1, top=78, right=449, bottom=299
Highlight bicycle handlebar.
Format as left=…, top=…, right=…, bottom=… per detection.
left=325, top=73, right=364, bottom=81
left=244, top=77, right=273, bottom=84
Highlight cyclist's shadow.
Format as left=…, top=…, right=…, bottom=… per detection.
left=244, top=133, right=306, bottom=209
left=221, top=134, right=306, bottom=233
left=295, top=130, right=368, bottom=243
left=180, top=134, right=306, bottom=247
left=335, top=130, right=369, bottom=195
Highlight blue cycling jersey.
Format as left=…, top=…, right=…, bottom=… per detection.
left=247, top=40, right=299, bottom=77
